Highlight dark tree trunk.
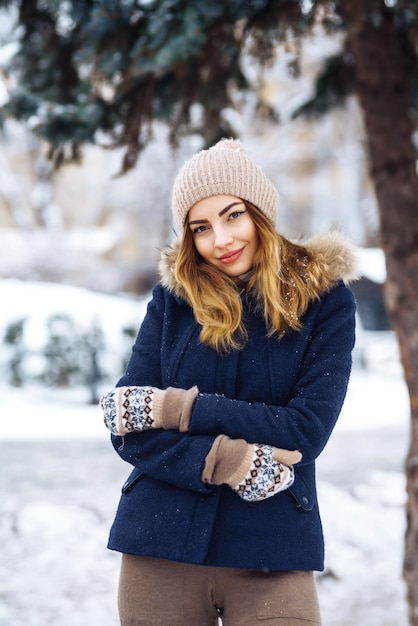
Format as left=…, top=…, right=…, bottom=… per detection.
left=342, top=3, right=418, bottom=623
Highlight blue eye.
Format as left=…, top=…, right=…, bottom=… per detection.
left=192, top=224, right=208, bottom=235
left=229, top=210, right=246, bottom=220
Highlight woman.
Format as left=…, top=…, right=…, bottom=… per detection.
left=101, top=138, right=359, bottom=625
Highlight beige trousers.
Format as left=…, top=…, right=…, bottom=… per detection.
left=118, top=554, right=322, bottom=626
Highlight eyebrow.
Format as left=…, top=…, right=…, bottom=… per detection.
left=188, top=201, right=244, bottom=226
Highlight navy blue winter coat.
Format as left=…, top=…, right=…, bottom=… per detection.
left=108, top=232, right=358, bottom=571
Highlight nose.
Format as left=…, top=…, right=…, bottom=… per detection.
left=213, top=226, right=233, bottom=249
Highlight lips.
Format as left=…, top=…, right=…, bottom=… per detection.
left=218, top=247, right=244, bottom=264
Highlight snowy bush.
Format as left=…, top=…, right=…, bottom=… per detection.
left=0, top=279, right=148, bottom=403
left=3, top=317, right=27, bottom=387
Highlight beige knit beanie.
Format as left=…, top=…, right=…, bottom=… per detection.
left=172, top=138, right=279, bottom=231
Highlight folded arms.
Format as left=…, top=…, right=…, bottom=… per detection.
left=100, top=385, right=301, bottom=502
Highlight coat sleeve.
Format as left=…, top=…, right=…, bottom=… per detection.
left=112, top=284, right=216, bottom=493
left=188, top=283, right=356, bottom=464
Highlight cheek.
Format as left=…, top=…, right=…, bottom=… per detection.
left=193, top=238, right=210, bottom=261
left=247, top=222, right=259, bottom=251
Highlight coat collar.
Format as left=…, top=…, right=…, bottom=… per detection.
left=159, top=230, right=360, bottom=305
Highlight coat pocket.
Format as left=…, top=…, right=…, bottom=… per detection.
left=288, top=469, right=314, bottom=511
left=121, top=468, right=144, bottom=494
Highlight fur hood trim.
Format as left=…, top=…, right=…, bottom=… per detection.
left=159, top=230, right=360, bottom=303
left=301, top=230, right=361, bottom=285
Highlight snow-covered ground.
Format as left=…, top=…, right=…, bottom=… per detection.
left=0, top=279, right=411, bottom=625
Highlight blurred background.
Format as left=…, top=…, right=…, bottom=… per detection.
left=0, top=2, right=416, bottom=625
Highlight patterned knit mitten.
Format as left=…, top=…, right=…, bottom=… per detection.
left=100, top=385, right=198, bottom=435
left=202, top=435, right=301, bottom=503
left=231, top=443, right=296, bottom=502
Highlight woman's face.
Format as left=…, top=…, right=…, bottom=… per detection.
left=188, top=194, right=259, bottom=278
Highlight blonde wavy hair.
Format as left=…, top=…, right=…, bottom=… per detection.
left=174, top=201, right=324, bottom=353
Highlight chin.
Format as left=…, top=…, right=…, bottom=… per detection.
left=224, top=265, right=251, bottom=277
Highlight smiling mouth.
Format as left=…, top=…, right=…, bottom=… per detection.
left=218, top=248, right=244, bottom=264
